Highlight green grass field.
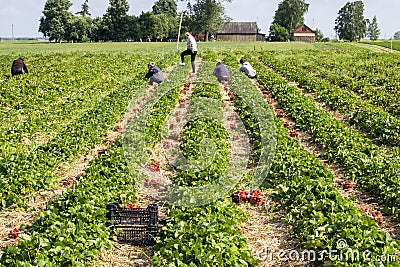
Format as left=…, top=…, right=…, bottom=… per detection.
left=0, top=39, right=341, bottom=55
left=361, top=40, right=400, bottom=51
left=1, top=40, right=400, bottom=266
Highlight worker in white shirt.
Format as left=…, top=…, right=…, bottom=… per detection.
left=239, top=58, right=257, bottom=79
left=179, top=32, right=198, bottom=73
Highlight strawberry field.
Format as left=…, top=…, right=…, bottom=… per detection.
left=0, top=41, right=399, bottom=266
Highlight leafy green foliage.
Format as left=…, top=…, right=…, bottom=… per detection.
left=152, top=0, right=177, bottom=17
left=39, top=0, right=73, bottom=42
left=173, top=82, right=230, bottom=186
left=253, top=57, right=400, bottom=219
left=334, top=0, right=367, bottom=41
left=271, top=0, right=309, bottom=32
left=188, top=0, right=232, bottom=40
left=154, top=201, right=259, bottom=267
left=0, top=53, right=175, bottom=209
left=236, top=55, right=400, bottom=266
left=257, top=51, right=400, bottom=146
left=366, top=16, right=380, bottom=41
left=0, top=138, right=136, bottom=266
left=268, top=24, right=289, bottom=42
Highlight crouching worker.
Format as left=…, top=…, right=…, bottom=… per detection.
left=213, top=62, right=230, bottom=83
left=11, top=58, right=29, bottom=76
left=239, top=58, right=256, bottom=79
left=145, top=62, right=165, bottom=85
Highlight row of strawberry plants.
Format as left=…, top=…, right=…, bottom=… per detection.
left=0, top=66, right=187, bottom=265
left=252, top=58, right=400, bottom=217
left=154, top=64, right=258, bottom=266
left=267, top=49, right=400, bottom=117
left=223, top=55, right=400, bottom=266
left=0, top=138, right=136, bottom=266
left=172, top=82, right=230, bottom=186
left=0, top=54, right=177, bottom=209
left=0, top=72, right=143, bottom=209
left=258, top=51, right=400, bottom=147
left=0, top=54, right=153, bottom=154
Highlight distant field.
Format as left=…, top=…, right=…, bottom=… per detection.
left=0, top=39, right=342, bottom=55
left=361, top=40, right=400, bottom=51
left=1, top=40, right=400, bottom=266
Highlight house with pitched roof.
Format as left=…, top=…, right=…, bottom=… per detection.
left=290, top=24, right=316, bottom=42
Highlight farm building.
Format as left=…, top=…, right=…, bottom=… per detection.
left=290, top=24, right=316, bottom=42
left=216, top=22, right=265, bottom=42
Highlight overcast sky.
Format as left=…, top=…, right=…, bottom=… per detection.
left=0, top=0, right=399, bottom=40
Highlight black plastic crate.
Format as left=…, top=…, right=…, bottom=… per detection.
left=106, top=202, right=159, bottom=245
left=106, top=202, right=158, bottom=225
left=112, top=224, right=158, bottom=245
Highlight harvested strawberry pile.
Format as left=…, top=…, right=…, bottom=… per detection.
left=8, top=228, right=27, bottom=239
left=147, top=160, right=161, bottom=172
left=122, top=203, right=141, bottom=209
left=343, top=180, right=356, bottom=191
left=232, top=189, right=264, bottom=206
left=63, top=177, right=75, bottom=188
left=363, top=208, right=383, bottom=223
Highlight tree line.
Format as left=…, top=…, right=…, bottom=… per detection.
left=39, top=0, right=232, bottom=42
left=268, top=0, right=381, bottom=42
left=39, top=0, right=390, bottom=43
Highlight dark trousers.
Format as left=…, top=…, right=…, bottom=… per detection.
left=12, top=67, right=24, bottom=76
left=181, top=49, right=197, bottom=63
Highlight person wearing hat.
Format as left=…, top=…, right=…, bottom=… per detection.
left=11, top=58, right=29, bottom=76
left=212, top=61, right=230, bottom=83
left=145, top=62, right=165, bottom=85
left=239, top=58, right=256, bottom=79
left=179, top=32, right=198, bottom=73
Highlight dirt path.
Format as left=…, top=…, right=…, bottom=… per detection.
left=94, top=65, right=198, bottom=267
left=223, top=81, right=310, bottom=267
left=352, top=42, right=399, bottom=53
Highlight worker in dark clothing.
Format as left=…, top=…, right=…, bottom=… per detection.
left=11, top=58, right=29, bottom=76
left=145, top=62, right=165, bottom=85
left=212, top=62, right=230, bottom=83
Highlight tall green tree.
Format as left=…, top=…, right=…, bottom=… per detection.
left=66, top=16, right=93, bottom=42
left=272, top=0, right=309, bottom=32
left=39, top=0, right=73, bottom=42
left=268, top=23, right=289, bottom=42
left=152, top=0, right=177, bottom=17
left=101, top=0, right=130, bottom=41
left=76, top=0, right=91, bottom=17
left=193, top=0, right=232, bottom=41
left=151, top=0, right=178, bottom=40
left=334, top=1, right=367, bottom=41
left=184, top=0, right=232, bottom=41
left=314, top=28, right=324, bottom=42
left=137, top=12, right=155, bottom=41
left=366, top=16, right=380, bottom=41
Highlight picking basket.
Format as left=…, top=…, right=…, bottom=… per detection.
left=106, top=202, right=159, bottom=245
left=111, top=224, right=159, bottom=245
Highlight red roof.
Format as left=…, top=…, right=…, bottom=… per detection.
left=292, top=24, right=315, bottom=34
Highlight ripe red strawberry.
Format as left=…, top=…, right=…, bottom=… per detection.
left=63, top=177, right=75, bottom=188
left=114, top=125, right=123, bottom=133
left=275, top=109, right=286, bottom=118
left=8, top=228, right=27, bottom=239
left=343, top=180, right=356, bottom=190
left=289, top=130, right=299, bottom=138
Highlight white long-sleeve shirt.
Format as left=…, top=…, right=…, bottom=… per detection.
left=186, top=35, right=197, bottom=51
left=239, top=62, right=256, bottom=78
